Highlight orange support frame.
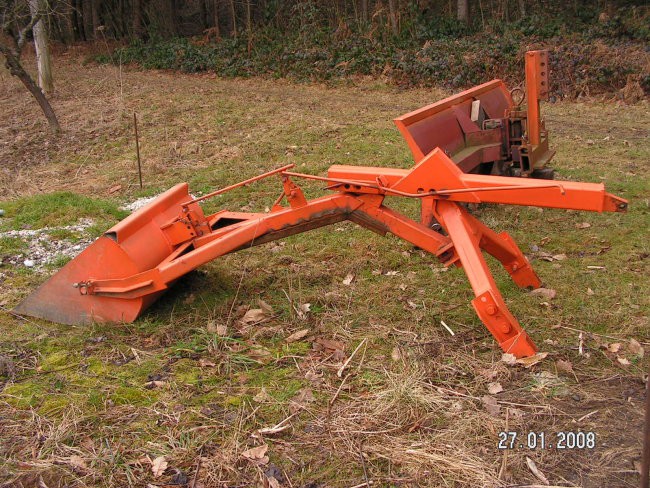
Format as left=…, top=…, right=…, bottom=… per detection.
left=16, top=147, right=627, bottom=358
left=525, top=50, right=550, bottom=146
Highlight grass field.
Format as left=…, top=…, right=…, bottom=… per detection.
left=1, top=50, right=649, bottom=488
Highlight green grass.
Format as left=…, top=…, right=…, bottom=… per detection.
left=0, top=61, right=648, bottom=488
left=0, top=192, right=127, bottom=231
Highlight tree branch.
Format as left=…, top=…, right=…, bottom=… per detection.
left=17, top=10, right=41, bottom=52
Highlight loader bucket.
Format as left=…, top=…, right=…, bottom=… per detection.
left=14, top=183, right=194, bottom=325
left=394, top=79, right=513, bottom=169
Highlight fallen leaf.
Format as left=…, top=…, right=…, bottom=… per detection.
left=516, top=352, right=548, bottom=368
left=617, top=356, right=631, bottom=366
left=629, top=339, right=645, bottom=358
left=286, top=329, right=310, bottom=343
left=384, top=270, right=398, bottom=276
left=607, top=343, right=622, bottom=353
left=68, top=455, right=87, bottom=471
left=151, top=456, right=168, bottom=478
left=258, top=299, right=274, bottom=314
left=501, top=353, right=517, bottom=365
left=304, top=369, right=323, bottom=384
left=290, top=387, right=315, bottom=414
left=253, top=387, right=272, bottom=403
left=198, top=358, right=216, bottom=368
left=297, top=302, right=311, bottom=319
left=552, top=253, right=567, bottom=261
left=530, top=288, right=557, bottom=300
left=576, top=222, right=591, bottom=229
left=487, top=382, right=503, bottom=395
left=391, top=346, right=402, bottom=362
left=241, top=444, right=269, bottom=465
left=481, top=395, right=500, bottom=416
left=247, top=347, right=272, bottom=362
left=314, top=337, right=346, bottom=352
left=206, top=320, right=227, bottom=335
left=587, top=287, right=595, bottom=296
left=108, top=184, right=122, bottom=194
left=556, top=359, right=574, bottom=374
left=240, top=308, right=270, bottom=324
left=266, top=476, right=281, bottom=488
left=342, top=273, right=355, bottom=285
left=525, top=456, right=549, bottom=485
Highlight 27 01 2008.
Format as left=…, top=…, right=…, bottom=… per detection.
left=497, top=431, right=596, bottom=450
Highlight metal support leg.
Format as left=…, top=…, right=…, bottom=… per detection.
left=455, top=205, right=541, bottom=289
left=433, top=200, right=537, bottom=357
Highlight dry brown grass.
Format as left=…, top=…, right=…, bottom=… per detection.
left=1, top=47, right=649, bottom=488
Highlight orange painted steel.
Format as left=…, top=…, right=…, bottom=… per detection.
left=525, top=50, right=549, bottom=146
left=16, top=148, right=626, bottom=358
left=15, top=50, right=627, bottom=358
left=394, top=49, right=554, bottom=177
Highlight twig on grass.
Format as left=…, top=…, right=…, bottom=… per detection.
left=329, top=373, right=351, bottom=410
left=190, top=449, right=203, bottom=488
left=338, top=337, right=367, bottom=377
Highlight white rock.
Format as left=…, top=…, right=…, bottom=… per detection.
left=24, top=259, right=35, bottom=267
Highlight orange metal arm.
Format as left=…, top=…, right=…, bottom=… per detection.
left=525, top=50, right=549, bottom=146
left=328, top=149, right=628, bottom=213
left=432, top=200, right=538, bottom=356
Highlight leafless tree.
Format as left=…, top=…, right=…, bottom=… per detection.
left=1, top=0, right=60, bottom=132
left=29, top=0, right=53, bottom=93
left=457, top=0, right=470, bottom=23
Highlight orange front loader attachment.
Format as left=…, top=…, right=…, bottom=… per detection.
left=15, top=50, right=628, bottom=358
left=15, top=152, right=626, bottom=358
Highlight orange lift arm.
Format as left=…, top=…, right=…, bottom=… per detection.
left=15, top=50, right=627, bottom=359
left=16, top=151, right=626, bottom=358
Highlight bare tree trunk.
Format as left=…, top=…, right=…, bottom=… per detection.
left=246, top=0, right=252, bottom=53
left=229, top=0, right=237, bottom=38
left=360, top=0, right=368, bottom=23
left=73, top=0, right=85, bottom=40
left=28, top=0, right=53, bottom=95
left=212, top=0, right=221, bottom=36
left=0, top=46, right=60, bottom=132
left=457, top=0, right=469, bottom=23
left=92, top=0, right=101, bottom=33
left=388, top=0, right=399, bottom=35
left=82, top=0, right=94, bottom=39
left=59, top=0, right=76, bottom=43
left=133, top=0, right=143, bottom=38
left=518, top=0, right=526, bottom=18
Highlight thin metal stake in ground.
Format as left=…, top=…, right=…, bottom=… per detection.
left=134, top=112, right=143, bottom=189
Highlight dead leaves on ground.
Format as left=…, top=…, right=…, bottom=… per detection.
left=501, top=352, right=548, bottom=368
left=487, top=382, right=504, bottom=395
left=602, top=338, right=645, bottom=367
left=151, top=456, right=168, bottom=478
left=285, top=328, right=309, bottom=343
left=241, top=444, right=269, bottom=465
left=529, top=287, right=557, bottom=300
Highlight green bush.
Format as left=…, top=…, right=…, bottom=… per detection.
left=97, top=10, right=649, bottom=97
